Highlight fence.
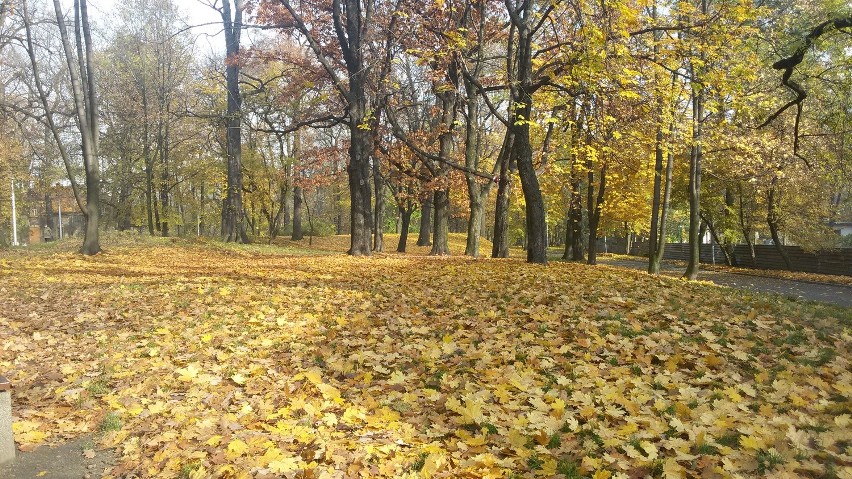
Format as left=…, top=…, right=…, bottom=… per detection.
left=629, top=243, right=852, bottom=277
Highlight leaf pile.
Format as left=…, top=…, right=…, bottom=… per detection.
left=0, top=245, right=850, bottom=478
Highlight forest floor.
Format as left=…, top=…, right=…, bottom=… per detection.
left=0, top=234, right=850, bottom=478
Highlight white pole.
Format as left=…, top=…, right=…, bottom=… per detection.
left=10, top=179, right=18, bottom=246
left=58, top=198, right=63, bottom=239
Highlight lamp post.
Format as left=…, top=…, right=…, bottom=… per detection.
left=57, top=197, right=63, bottom=239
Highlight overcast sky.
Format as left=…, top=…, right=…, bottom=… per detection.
left=85, top=0, right=228, bottom=55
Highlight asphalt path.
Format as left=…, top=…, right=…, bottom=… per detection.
left=595, top=257, right=852, bottom=308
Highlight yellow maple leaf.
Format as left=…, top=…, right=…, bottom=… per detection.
left=739, top=434, right=764, bottom=450
left=176, top=364, right=200, bottom=381
left=268, top=456, right=301, bottom=474
left=304, top=368, right=323, bottom=385
left=226, top=438, right=249, bottom=458
left=147, top=401, right=166, bottom=415
left=617, top=422, right=638, bottom=437
left=592, top=469, right=612, bottom=479
left=420, top=452, right=446, bottom=479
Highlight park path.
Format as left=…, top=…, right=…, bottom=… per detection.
left=596, top=256, right=852, bottom=308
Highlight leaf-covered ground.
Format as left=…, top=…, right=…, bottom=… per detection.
left=0, top=241, right=850, bottom=479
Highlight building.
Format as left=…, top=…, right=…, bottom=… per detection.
left=27, top=185, right=85, bottom=244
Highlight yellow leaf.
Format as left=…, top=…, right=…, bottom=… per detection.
left=508, top=428, right=527, bottom=450
left=640, top=441, right=658, bottom=460
left=617, top=422, right=638, bottom=437
left=582, top=455, right=602, bottom=471
left=226, top=438, right=249, bottom=458
left=176, top=364, right=200, bottom=381
left=663, top=458, right=685, bottom=476
left=388, top=370, right=407, bottom=385
left=316, top=383, right=342, bottom=402
left=420, top=452, right=446, bottom=479
left=268, top=456, right=301, bottom=474
left=739, top=435, right=764, bottom=450
left=231, top=373, right=247, bottom=385
left=551, top=398, right=566, bottom=416
left=147, top=401, right=166, bottom=415
left=304, top=368, right=322, bottom=385
left=592, top=469, right=612, bottom=479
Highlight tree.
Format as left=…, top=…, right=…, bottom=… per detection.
left=212, top=0, right=250, bottom=243
left=23, top=0, right=101, bottom=254
left=265, top=0, right=395, bottom=256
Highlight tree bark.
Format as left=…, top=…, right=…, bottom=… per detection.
left=461, top=65, right=494, bottom=257
left=492, top=144, right=511, bottom=258
left=649, top=126, right=664, bottom=271
left=507, top=4, right=547, bottom=264
left=587, top=163, right=607, bottom=265
left=373, top=159, right=384, bottom=252
left=347, top=124, right=373, bottom=255
left=417, top=196, right=432, bottom=246
left=428, top=86, right=457, bottom=256
left=430, top=189, right=450, bottom=255
left=767, top=176, right=793, bottom=270
left=649, top=151, right=674, bottom=270
left=55, top=0, right=101, bottom=254
left=737, top=182, right=756, bottom=267
left=397, top=206, right=412, bottom=253
left=684, top=86, right=703, bottom=280
left=292, top=185, right=303, bottom=240
left=220, top=0, right=249, bottom=243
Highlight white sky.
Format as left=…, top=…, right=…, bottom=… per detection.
left=85, top=0, right=228, bottom=55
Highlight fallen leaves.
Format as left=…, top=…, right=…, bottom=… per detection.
left=0, top=242, right=850, bottom=478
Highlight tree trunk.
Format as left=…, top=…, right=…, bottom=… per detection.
left=55, top=0, right=100, bottom=255
left=649, top=126, right=664, bottom=272
left=158, top=128, right=170, bottom=237
left=282, top=162, right=292, bottom=231
left=347, top=124, right=373, bottom=255
left=506, top=1, right=547, bottom=264
left=720, top=188, right=738, bottom=266
left=587, top=163, right=607, bottom=265
left=650, top=151, right=674, bottom=270
left=492, top=150, right=511, bottom=258
left=220, top=0, right=249, bottom=243
left=624, top=223, right=632, bottom=254
left=684, top=87, right=703, bottom=280
left=292, top=185, right=303, bottom=240
left=397, top=206, right=412, bottom=253
left=417, top=197, right=432, bottom=246
left=372, top=160, right=384, bottom=252
left=701, top=213, right=733, bottom=266
left=466, top=198, right=484, bottom=257
left=462, top=74, right=493, bottom=257
left=430, top=189, right=450, bottom=255
left=767, top=177, right=792, bottom=270
left=738, top=183, right=756, bottom=267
